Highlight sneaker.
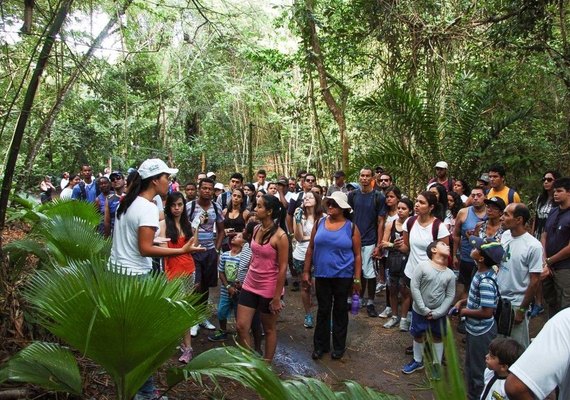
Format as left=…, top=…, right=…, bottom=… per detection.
left=304, top=314, right=314, bottom=329
left=402, top=359, right=424, bottom=374
left=190, top=324, right=199, bottom=337
left=208, top=330, right=228, bottom=342
left=200, top=319, right=216, bottom=330
left=366, top=304, right=379, bottom=317
left=428, top=363, right=442, bottom=381
left=530, top=304, right=544, bottom=318
left=399, top=318, right=410, bottom=332
left=383, top=316, right=400, bottom=329
left=375, top=282, right=386, bottom=293
left=178, top=347, right=193, bottom=364
left=379, top=306, right=393, bottom=318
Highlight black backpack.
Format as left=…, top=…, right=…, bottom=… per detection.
left=482, top=276, right=514, bottom=336
left=188, top=200, right=221, bottom=221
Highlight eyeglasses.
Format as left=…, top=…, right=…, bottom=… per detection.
left=379, top=179, right=390, bottom=182
left=305, top=179, right=315, bottom=183
left=110, top=176, right=123, bottom=182
left=327, top=201, right=340, bottom=208
left=542, top=177, right=554, bottom=183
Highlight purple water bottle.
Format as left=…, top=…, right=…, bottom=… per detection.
left=351, top=293, right=360, bottom=315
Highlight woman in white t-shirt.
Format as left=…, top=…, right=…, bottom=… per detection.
left=109, top=159, right=204, bottom=398
left=393, top=191, right=450, bottom=332
left=60, top=173, right=80, bottom=200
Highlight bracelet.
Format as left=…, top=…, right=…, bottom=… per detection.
left=353, top=278, right=361, bottom=284
left=517, top=307, right=528, bottom=313
left=226, top=284, right=232, bottom=290
left=546, top=257, right=552, bottom=266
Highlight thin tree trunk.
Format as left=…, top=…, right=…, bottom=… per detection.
left=301, top=0, right=349, bottom=171
left=0, top=0, right=74, bottom=235
left=21, top=0, right=133, bottom=184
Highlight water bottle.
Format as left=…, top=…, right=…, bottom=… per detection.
left=351, top=293, right=360, bottom=315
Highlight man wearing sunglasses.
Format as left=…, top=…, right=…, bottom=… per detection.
left=487, top=164, right=520, bottom=205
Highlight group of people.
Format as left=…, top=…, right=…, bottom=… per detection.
left=50, top=160, right=570, bottom=400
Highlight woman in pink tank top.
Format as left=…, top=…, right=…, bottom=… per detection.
left=236, top=194, right=288, bottom=362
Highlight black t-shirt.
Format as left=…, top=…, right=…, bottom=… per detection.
left=545, top=206, right=570, bottom=269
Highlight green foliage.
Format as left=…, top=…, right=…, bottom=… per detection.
left=0, top=342, right=82, bottom=395
left=168, top=346, right=401, bottom=400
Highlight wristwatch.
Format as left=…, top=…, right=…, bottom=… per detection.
left=226, top=284, right=232, bottom=290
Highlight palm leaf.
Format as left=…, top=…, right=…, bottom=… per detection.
left=170, top=347, right=401, bottom=400
left=24, top=259, right=207, bottom=400
left=39, top=199, right=101, bottom=227
left=0, top=342, right=82, bottom=395
left=3, top=237, right=51, bottom=266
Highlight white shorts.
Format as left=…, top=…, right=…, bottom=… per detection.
left=361, top=244, right=376, bottom=279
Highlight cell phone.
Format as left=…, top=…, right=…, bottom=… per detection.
left=225, top=228, right=235, bottom=234
left=394, top=232, right=401, bottom=240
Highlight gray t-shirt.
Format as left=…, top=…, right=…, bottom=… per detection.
left=411, top=260, right=456, bottom=319
left=497, top=230, right=543, bottom=306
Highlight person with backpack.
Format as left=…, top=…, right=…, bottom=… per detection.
left=286, top=172, right=316, bottom=233
left=216, top=172, right=244, bottom=210
left=487, top=164, right=520, bottom=205
left=303, top=191, right=362, bottom=361
left=394, top=191, right=450, bottom=332
left=348, top=167, right=387, bottom=317
left=186, top=178, right=225, bottom=337
left=452, top=237, right=503, bottom=400
left=71, top=164, right=98, bottom=202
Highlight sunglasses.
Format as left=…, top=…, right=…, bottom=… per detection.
left=327, top=201, right=340, bottom=208
left=542, top=177, right=554, bottom=183
left=110, top=176, right=123, bottom=182
left=379, top=178, right=390, bottom=182
left=305, top=178, right=315, bottom=183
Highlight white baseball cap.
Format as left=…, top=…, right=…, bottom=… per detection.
left=214, top=182, right=224, bottom=190
left=434, top=161, right=448, bottom=169
left=207, top=171, right=216, bottom=178
left=138, top=159, right=178, bottom=179
left=324, top=191, right=352, bottom=211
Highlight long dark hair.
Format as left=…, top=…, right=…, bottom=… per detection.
left=455, top=179, right=471, bottom=197
left=65, top=173, right=80, bottom=189
left=447, top=191, right=464, bottom=218
left=429, top=183, right=448, bottom=221
left=259, top=194, right=281, bottom=244
left=228, top=188, right=246, bottom=212
left=164, top=192, right=193, bottom=244
left=117, top=172, right=166, bottom=220
left=537, top=170, right=561, bottom=208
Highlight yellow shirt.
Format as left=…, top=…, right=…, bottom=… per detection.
left=487, top=186, right=520, bottom=205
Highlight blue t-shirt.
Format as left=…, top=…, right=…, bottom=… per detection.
left=350, top=190, right=386, bottom=246
left=312, top=218, right=354, bottom=278
left=466, top=270, right=498, bottom=336
left=71, top=180, right=97, bottom=202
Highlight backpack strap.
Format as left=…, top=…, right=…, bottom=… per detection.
left=480, top=373, right=499, bottom=400
left=189, top=200, right=196, bottom=219
left=221, top=192, right=228, bottom=210
left=347, top=190, right=355, bottom=208
left=406, top=215, right=418, bottom=233
left=508, top=188, right=515, bottom=204
left=432, top=218, right=441, bottom=241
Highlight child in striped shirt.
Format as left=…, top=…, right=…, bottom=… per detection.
left=453, top=236, right=503, bottom=400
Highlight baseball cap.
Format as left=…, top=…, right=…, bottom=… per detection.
left=109, top=171, right=123, bottom=180
left=484, top=196, right=506, bottom=211
left=435, top=161, right=448, bottom=169
left=206, top=172, right=216, bottom=178
left=214, top=182, right=224, bottom=190
left=479, top=173, right=490, bottom=183
left=138, top=159, right=178, bottom=179
left=324, top=191, right=352, bottom=210
left=469, top=236, right=505, bottom=266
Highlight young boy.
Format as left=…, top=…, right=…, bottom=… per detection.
left=481, top=337, right=525, bottom=400
left=208, top=233, right=244, bottom=342
left=453, top=237, right=504, bottom=400
left=402, top=240, right=456, bottom=375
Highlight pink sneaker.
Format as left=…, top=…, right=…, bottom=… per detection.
left=178, top=347, right=193, bottom=364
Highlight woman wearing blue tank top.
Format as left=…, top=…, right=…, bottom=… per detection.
left=303, top=191, right=362, bottom=361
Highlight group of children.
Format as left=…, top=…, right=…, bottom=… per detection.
left=407, top=236, right=524, bottom=399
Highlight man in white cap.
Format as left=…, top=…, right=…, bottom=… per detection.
left=428, top=161, right=454, bottom=192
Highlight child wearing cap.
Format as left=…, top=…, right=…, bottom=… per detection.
left=452, top=236, right=503, bottom=400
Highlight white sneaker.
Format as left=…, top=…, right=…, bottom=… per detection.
left=379, top=306, right=392, bottom=318
left=200, top=319, right=216, bottom=330
left=399, top=318, right=410, bottom=332
left=375, top=282, right=386, bottom=293
left=190, top=324, right=199, bottom=337
left=384, top=316, right=400, bottom=329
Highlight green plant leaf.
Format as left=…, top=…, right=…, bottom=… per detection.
left=0, top=342, right=82, bottom=395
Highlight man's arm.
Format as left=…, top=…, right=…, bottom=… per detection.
left=515, top=272, right=540, bottom=324
left=505, top=374, right=536, bottom=400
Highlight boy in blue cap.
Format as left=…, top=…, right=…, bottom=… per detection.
left=452, top=237, right=504, bottom=400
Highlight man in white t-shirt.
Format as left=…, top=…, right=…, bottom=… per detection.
left=505, top=307, right=570, bottom=399
left=497, top=203, right=543, bottom=348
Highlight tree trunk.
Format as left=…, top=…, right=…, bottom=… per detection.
left=0, top=0, right=74, bottom=236
left=21, top=0, right=133, bottom=185
left=301, top=0, right=350, bottom=171
left=21, top=0, right=35, bottom=34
